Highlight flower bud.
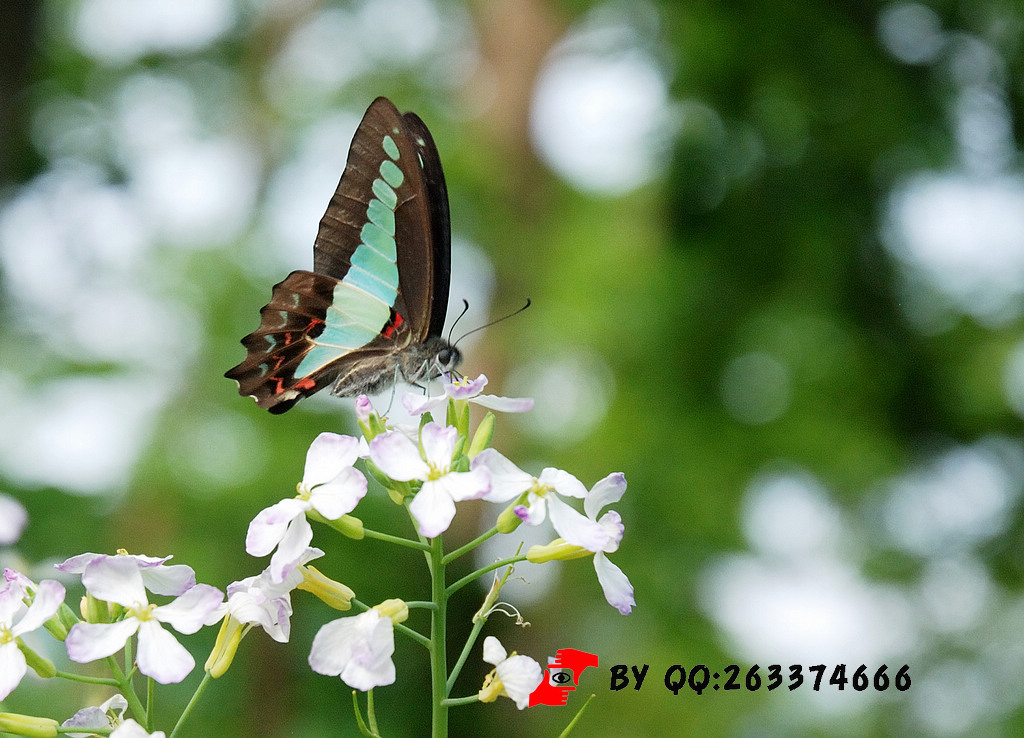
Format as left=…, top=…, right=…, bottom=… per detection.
left=0, top=713, right=59, bottom=737
left=205, top=615, right=243, bottom=678
left=297, top=565, right=355, bottom=611
left=467, top=412, right=495, bottom=458
left=372, top=598, right=409, bottom=625
left=16, top=640, right=55, bottom=679
left=526, top=539, right=592, bottom=563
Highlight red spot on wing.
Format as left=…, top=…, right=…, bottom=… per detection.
left=382, top=311, right=404, bottom=339
left=294, top=377, right=316, bottom=390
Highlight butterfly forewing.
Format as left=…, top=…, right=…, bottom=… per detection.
left=225, top=97, right=454, bottom=413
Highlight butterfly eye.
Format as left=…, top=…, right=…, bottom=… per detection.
left=436, top=348, right=453, bottom=367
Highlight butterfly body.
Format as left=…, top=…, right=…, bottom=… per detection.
left=226, top=98, right=459, bottom=413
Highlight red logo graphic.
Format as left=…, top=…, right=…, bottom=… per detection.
left=529, top=648, right=599, bottom=707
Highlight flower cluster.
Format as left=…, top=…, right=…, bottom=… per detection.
left=0, top=373, right=635, bottom=735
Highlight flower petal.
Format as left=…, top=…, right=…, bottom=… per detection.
left=409, top=481, right=457, bottom=539
left=154, top=584, right=223, bottom=634
left=0, top=640, right=27, bottom=700
left=303, top=433, right=360, bottom=487
left=245, top=498, right=309, bottom=557
left=584, top=472, right=627, bottom=520
left=438, top=466, right=491, bottom=502
left=369, top=432, right=429, bottom=481
left=540, top=468, right=587, bottom=499
left=446, top=374, right=487, bottom=398
left=309, top=467, right=367, bottom=519
left=139, top=563, right=196, bottom=597
left=470, top=394, right=534, bottom=413
left=482, top=635, right=506, bottom=666
left=594, top=552, right=635, bottom=615
left=547, top=496, right=609, bottom=552
left=0, top=494, right=28, bottom=545
left=12, top=580, right=65, bottom=637
left=420, top=423, right=456, bottom=468
left=402, top=392, right=446, bottom=416
left=268, top=516, right=314, bottom=583
left=82, top=557, right=147, bottom=607
left=66, top=619, right=140, bottom=663
left=472, top=449, right=533, bottom=502
left=497, top=654, right=544, bottom=709
left=136, top=619, right=194, bottom=684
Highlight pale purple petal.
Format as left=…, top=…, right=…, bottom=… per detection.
left=54, top=552, right=119, bottom=574
left=409, top=481, right=457, bottom=538
left=0, top=640, right=27, bottom=700
left=11, top=580, right=65, bottom=636
left=0, top=578, right=27, bottom=623
left=309, top=611, right=396, bottom=691
left=355, top=395, right=374, bottom=422
left=515, top=496, right=548, bottom=526
left=472, top=449, right=533, bottom=502
left=245, top=498, right=310, bottom=557
left=62, top=694, right=128, bottom=734
left=82, top=557, right=147, bottom=607
left=497, top=654, right=544, bottom=709
left=584, top=472, right=627, bottom=520
left=596, top=510, right=625, bottom=553
left=446, top=374, right=488, bottom=399
left=470, top=394, right=534, bottom=413
left=402, top=392, right=446, bottom=416
left=420, top=423, right=456, bottom=468
left=303, top=433, right=360, bottom=487
left=66, top=619, right=140, bottom=662
left=547, top=496, right=610, bottom=552
left=594, top=552, right=634, bottom=615
left=139, top=564, right=196, bottom=597
left=154, top=584, right=223, bottom=634
left=482, top=635, right=506, bottom=665
left=136, top=620, right=194, bottom=684
left=540, top=468, right=588, bottom=499
left=268, top=516, right=314, bottom=583
left=369, top=432, right=429, bottom=481
left=439, top=466, right=491, bottom=503
left=0, top=494, right=28, bottom=545
left=309, top=467, right=367, bottom=519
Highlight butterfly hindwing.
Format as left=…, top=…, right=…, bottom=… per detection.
left=225, top=97, right=456, bottom=413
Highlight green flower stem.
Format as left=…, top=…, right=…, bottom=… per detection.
left=53, top=670, right=119, bottom=686
left=360, top=526, right=430, bottom=551
left=446, top=606, right=488, bottom=693
left=168, top=670, right=213, bottom=738
left=429, top=535, right=448, bottom=738
left=106, top=655, right=147, bottom=726
left=441, top=695, right=480, bottom=707
left=442, top=526, right=499, bottom=565
left=445, top=555, right=527, bottom=598
left=146, top=676, right=155, bottom=732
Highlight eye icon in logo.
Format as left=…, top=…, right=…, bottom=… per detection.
left=529, top=648, right=599, bottom=707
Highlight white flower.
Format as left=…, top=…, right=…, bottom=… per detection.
left=0, top=576, right=65, bottom=700
left=584, top=473, right=634, bottom=615
left=478, top=636, right=543, bottom=709
left=403, top=374, right=534, bottom=415
left=369, top=423, right=491, bottom=538
left=472, top=449, right=609, bottom=551
left=308, top=609, right=395, bottom=691
left=62, top=694, right=129, bottom=738
left=246, top=433, right=367, bottom=582
left=65, top=557, right=222, bottom=684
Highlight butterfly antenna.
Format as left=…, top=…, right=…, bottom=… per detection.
left=447, top=299, right=471, bottom=345
left=454, top=298, right=532, bottom=346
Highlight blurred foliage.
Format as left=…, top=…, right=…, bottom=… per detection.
left=2, top=0, right=1024, bottom=736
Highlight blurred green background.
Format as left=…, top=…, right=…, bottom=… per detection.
left=3, top=0, right=1024, bottom=735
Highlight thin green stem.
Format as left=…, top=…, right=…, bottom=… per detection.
left=168, top=671, right=213, bottom=738
left=53, top=670, right=119, bottom=686
left=442, top=526, right=499, bottom=565
left=105, top=654, right=147, bottom=726
left=446, top=608, right=488, bottom=693
left=429, top=535, right=448, bottom=738
left=445, top=555, right=527, bottom=598
left=360, top=526, right=431, bottom=551
left=441, top=695, right=481, bottom=707
left=146, top=676, right=155, bottom=732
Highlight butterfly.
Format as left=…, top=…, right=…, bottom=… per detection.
left=225, top=97, right=460, bottom=414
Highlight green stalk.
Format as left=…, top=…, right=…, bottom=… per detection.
left=429, top=535, right=448, bottom=738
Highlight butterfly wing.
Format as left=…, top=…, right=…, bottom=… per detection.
left=225, top=97, right=452, bottom=413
